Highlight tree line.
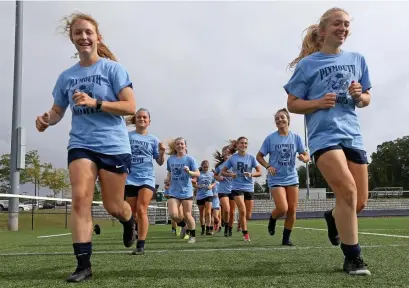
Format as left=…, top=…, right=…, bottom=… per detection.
left=0, top=150, right=71, bottom=199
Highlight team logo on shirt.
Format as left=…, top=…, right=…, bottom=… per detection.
left=173, top=167, right=182, bottom=176
left=131, top=145, right=144, bottom=164
left=70, top=79, right=100, bottom=115
left=325, top=72, right=351, bottom=97
left=275, top=144, right=295, bottom=166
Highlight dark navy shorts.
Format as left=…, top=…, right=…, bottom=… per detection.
left=68, top=148, right=131, bottom=174
left=312, top=145, right=368, bottom=165
left=197, top=196, right=213, bottom=206
left=125, top=184, right=155, bottom=198
left=218, top=193, right=234, bottom=201
left=231, top=190, right=254, bottom=201
left=270, top=184, right=299, bottom=188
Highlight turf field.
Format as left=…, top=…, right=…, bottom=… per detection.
left=0, top=214, right=408, bottom=288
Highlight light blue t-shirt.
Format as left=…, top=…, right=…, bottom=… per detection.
left=283, top=51, right=371, bottom=156
left=214, top=162, right=232, bottom=194
left=196, top=171, right=215, bottom=200
left=53, top=58, right=133, bottom=155
left=224, top=153, right=259, bottom=193
left=259, top=131, right=306, bottom=187
left=167, top=155, right=199, bottom=199
left=126, top=131, right=160, bottom=188
left=164, top=189, right=169, bottom=197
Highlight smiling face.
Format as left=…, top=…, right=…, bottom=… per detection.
left=237, top=137, right=248, bottom=153
left=70, top=19, right=101, bottom=59
left=135, top=110, right=151, bottom=130
left=175, top=138, right=187, bottom=155
left=321, top=10, right=350, bottom=48
left=275, top=111, right=289, bottom=129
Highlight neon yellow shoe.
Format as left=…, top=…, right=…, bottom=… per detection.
left=176, top=226, right=181, bottom=237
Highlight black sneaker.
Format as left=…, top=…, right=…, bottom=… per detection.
left=228, top=229, right=232, bottom=237
left=132, top=247, right=145, bottom=255
left=324, top=210, right=340, bottom=246
left=123, top=224, right=136, bottom=248
left=268, top=217, right=276, bottom=236
left=282, top=240, right=294, bottom=246
left=66, top=267, right=92, bottom=283
left=224, top=231, right=228, bottom=237
left=343, top=256, right=371, bottom=276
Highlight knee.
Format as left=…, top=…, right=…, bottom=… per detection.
left=136, top=205, right=147, bottom=217
left=183, top=211, right=192, bottom=220
left=286, top=206, right=297, bottom=217
left=275, top=205, right=288, bottom=217
left=169, top=211, right=179, bottom=220
left=103, top=202, right=122, bottom=218
left=336, top=182, right=357, bottom=209
left=72, top=195, right=91, bottom=216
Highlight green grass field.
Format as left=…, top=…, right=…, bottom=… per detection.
left=0, top=213, right=408, bottom=288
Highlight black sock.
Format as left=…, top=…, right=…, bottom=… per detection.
left=229, top=226, right=232, bottom=232
left=206, top=226, right=210, bottom=232
left=201, top=225, right=205, bottom=232
left=283, top=228, right=292, bottom=242
left=224, top=223, right=228, bottom=232
left=120, top=215, right=134, bottom=230
left=136, top=240, right=145, bottom=249
left=242, top=230, right=248, bottom=235
left=190, top=230, right=196, bottom=237
left=210, top=226, right=214, bottom=231
left=177, top=220, right=186, bottom=227
left=73, top=242, right=92, bottom=269
left=341, top=243, right=361, bottom=259
left=186, top=229, right=191, bottom=236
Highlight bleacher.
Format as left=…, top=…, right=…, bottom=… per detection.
left=90, top=196, right=409, bottom=224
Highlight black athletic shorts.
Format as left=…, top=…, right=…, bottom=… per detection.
left=124, top=184, right=155, bottom=197
left=231, top=190, right=254, bottom=201
left=197, top=196, right=213, bottom=206
left=68, top=148, right=131, bottom=174
left=312, top=145, right=368, bottom=165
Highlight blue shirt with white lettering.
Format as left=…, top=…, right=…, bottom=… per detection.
left=52, top=58, right=132, bottom=155
left=224, top=153, right=259, bottom=193
left=214, top=162, right=232, bottom=194
left=259, top=131, right=306, bottom=187
left=196, top=171, right=215, bottom=200
left=167, top=155, right=199, bottom=199
left=126, top=131, right=160, bottom=188
left=283, top=51, right=371, bottom=155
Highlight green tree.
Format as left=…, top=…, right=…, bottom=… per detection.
left=44, top=168, right=70, bottom=198
left=297, top=163, right=328, bottom=189
left=0, top=153, right=11, bottom=193
left=368, top=136, right=409, bottom=189
left=254, top=181, right=263, bottom=194
left=262, top=178, right=269, bottom=194
left=94, top=178, right=101, bottom=201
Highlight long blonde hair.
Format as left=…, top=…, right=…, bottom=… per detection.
left=61, top=12, right=117, bottom=61
left=289, top=7, right=349, bottom=69
left=167, top=137, right=187, bottom=155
